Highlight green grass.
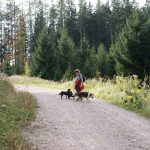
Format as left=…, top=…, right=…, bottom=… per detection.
left=9, top=75, right=150, bottom=119
left=0, top=77, right=37, bottom=149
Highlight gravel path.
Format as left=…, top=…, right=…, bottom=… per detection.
left=17, top=86, right=150, bottom=150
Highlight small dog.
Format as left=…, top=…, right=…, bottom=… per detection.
left=68, top=91, right=75, bottom=99
left=75, top=92, right=94, bottom=101
left=59, top=89, right=74, bottom=100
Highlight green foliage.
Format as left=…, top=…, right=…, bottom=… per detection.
left=124, top=75, right=148, bottom=109
left=144, top=0, right=150, bottom=18
left=31, top=29, right=56, bottom=79
left=78, top=36, right=91, bottom=69
left=2, top=0, right=150, bottom=82
left=66, top=0, right=79, bottom=44
left=62, top=64, right=74, bottom=81
left=12, top=64, right=22, bottom=75
left=96, top=44, right=109, bottom=77
left=57, top=0, right=66, bottom=32
left=49, top=3, right=58, bottom=38
left=29, top=1, right=150, bottom=81
left=94, top=1, right=111, bottom=48
left=111, top=0, right=135, bottom=39
left=83, top=51, right=97, bottom=78
left=31, top=4, right=46, bottom=52
left=53, top=66, right=62, bottom=81
left=78, top=0, right=87, bottom=39
left=113, top=11, right=150, bottom=78
left=55, top=29, right=75, bottom=80
left=107, top=49, right=116, bottom=77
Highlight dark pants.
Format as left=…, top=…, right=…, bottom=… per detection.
left=75, top=86, right=81, bottom=93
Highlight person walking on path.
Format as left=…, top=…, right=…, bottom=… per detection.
left=74, top=69, right=85, bottom=93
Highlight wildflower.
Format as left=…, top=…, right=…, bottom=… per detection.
left=126, top=95, right=133, bottom=101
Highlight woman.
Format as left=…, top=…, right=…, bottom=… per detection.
left=74, top=69, right=84, bottom=93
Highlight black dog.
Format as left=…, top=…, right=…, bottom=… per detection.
left=59, top=89, right=74, bottom=99
left=74, top=92, right=94, bottom=101
left=68, top=91, right=75, bottom=99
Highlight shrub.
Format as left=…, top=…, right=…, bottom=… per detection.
left=124, top=75, right=149, bottom=109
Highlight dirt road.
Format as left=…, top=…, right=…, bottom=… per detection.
left=18, top=86, right=150, bottom=150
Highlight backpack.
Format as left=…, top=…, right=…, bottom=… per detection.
left=82, top=74, right=86, bottom=82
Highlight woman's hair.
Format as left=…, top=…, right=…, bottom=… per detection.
left=74, top=69, right=80, bottom=73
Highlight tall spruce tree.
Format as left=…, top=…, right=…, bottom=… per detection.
left=96, top=44, right=109, bottom=76
left=78, top=0, right=88, bottom=40
left=66, top=0, right=79, bottom=45
left=54, top=29, right=75, bottom=80
left=49, top=3, right=57, bottom=39
left=84, top=2, right=96, bottom=47
left=83, top=47, right=97, bottom=78
left=57, top=0, right=66, bottom=32
left=31, top=29, right=56, bottom=79
left=113, top=11, right=150, bottom=77
left=144, top=0, right=150, bottom=18
left=94, top=1, right=111, bottom=49
left=78, top=35, right=91, bottom=69
left=111, top=0, right=136, bottom=40
left=31, top=1, right=46, bottom=53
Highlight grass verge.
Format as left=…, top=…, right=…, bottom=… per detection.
left=9, top=75, right=150, bottom=119
left=0, top=77, right=37, bottom=149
